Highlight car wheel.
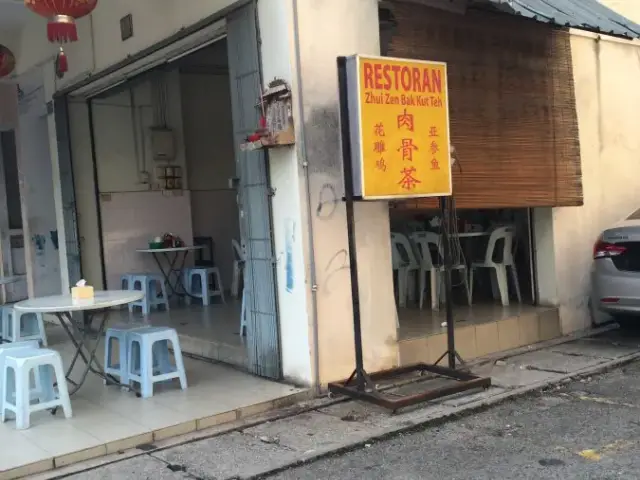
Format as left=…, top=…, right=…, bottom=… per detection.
left=613, top=315, right=640, bottom=330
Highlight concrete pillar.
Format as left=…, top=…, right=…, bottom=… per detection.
left=294, top=0, right=399, bottom=383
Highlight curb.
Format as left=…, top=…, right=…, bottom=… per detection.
left=247, top=348, right=640, bottom=480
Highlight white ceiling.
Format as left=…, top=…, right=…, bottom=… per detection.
left=0, top=0, right=27, bottom=29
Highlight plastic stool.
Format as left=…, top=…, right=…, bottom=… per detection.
left=1, top=307, right=48, bottom=346
left=126, top=327, right=187, bottom=398
left=0, top=341, right=45, bottom=408
left=128, top=274, right=169, bottom=315
left=184, top=267, right=225, bottom=306
left=104, top=324, right=147, bottom=386
left=1, top=348, right=72, bottom=430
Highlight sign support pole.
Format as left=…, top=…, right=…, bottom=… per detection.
left=338, top=56, right=374, bottom=393
left=328, top=56, right=490, bottom=411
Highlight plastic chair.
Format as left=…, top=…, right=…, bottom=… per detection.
left=411, top=232, right=471, bottom=310
left=128, top=274, right=170, bottom=315
left=1, top=307, right=48, bottom=346
left=390, top=233, right=420, bottom=310
left=469, top=226, right=522, bottom=306
left=1, top=348, right=72, bottom=430
left=184, top=267, right=226, bottom=306
left=194, top=236, right=215, bottom=267
left=126, top=327, right=188, bottom=398
left=231, top=240, right=245, bottom=299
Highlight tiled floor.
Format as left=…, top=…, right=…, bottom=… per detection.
left=0, top=325, right=304, bottom=479
left=110, top=300, right=247, bottom=368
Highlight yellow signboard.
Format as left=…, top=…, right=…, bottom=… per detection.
left=345, top=55, right=452, bottom=199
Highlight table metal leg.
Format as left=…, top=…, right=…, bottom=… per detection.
left=56, top=311, right=132, bottom=396
left=152, top=251, right=200, bottom=301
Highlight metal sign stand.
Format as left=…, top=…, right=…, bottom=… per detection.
left=328, top=56, right=490, bottom=411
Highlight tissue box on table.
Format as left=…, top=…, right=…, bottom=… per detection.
left=72, top=280, right=94, bottom=301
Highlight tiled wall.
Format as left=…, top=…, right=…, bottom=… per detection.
left=399, top=307, right=562, bottom=365
left=100, top=190, right=194, bottom=289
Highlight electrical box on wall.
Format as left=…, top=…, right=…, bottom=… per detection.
left=150, top=128, right=176, bottom=162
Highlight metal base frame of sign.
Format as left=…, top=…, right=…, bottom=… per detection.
left=327, top=56, right=491, bottom=412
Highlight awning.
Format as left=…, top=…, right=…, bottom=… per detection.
left=472, top=0, right=640, bottom=38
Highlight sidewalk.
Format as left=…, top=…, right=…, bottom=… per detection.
left=33, top=327, right=640, bottom=480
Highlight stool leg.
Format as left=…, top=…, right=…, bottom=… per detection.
left=159, top=280, right=170, bottom=312
left=37, top=314, right=47, bottom=347
left=119, top=336, right=129, bottom=386
left=170, top=335, right=188, bottom=391
left=52, top=358, right=72, bottom=419
left=15, top=365, right=30, bottom=430
left=141, top=280, right=150, bottom=316
left=141, top=339, right=154, bottom=398
left=1, top=364, right=10, bottom=423
left=184, top=272, right=192, bottom=306
left=127, top=337, right=136, bottom=388
left=201, top=272, right=210, bottom=306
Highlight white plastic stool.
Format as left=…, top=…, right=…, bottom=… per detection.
left=128, top=274, right=170, bottom=315
left=104, top=324, right=147, bottom=386
left=184, top=267, right=225, bottom=306
left=126, top=327, right=187, bottom=398
left=1, top=349, right=72, bottom=430
left=0, top=341, right=45, bottom=409
left=1, top=307, right=48, bottom=346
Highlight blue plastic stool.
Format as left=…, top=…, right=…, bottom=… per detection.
left=1, top=348, right=72, bottom=430
left=1, top=307, right=47, bottom=346
left=104, top=324, right=148, bottom=386
left=183, top=267, right=225, bottom=306
left=126, top=327, right=187, bottom=398
left=128, top=274, right=169, bottom=315
left=0, top=341, right=48, bottom=410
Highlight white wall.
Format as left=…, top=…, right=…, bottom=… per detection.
left=537, top=31, right=640, bottom=333
left=9, top=0, right=239, bottom=87
left=89, top=71, right=193, bottom=288
left=258, top=0, right=313, bottom=385
left=181, top=72, right=239, bottom=287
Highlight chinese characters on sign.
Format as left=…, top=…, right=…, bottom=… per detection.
left=345, top=55, right=452, bottom=199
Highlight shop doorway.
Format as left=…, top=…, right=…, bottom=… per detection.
left=63, top=3, right=281, bottom=379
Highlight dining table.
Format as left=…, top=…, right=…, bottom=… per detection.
left=136, top=245, right=204, bottom=299
left=14, top=290, right=144, bottom=395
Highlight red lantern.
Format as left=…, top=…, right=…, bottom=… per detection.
left=24, top=0, right=98, bottom=44
left=0, top=45, right=16, bottom=78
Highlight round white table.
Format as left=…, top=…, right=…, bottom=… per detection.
left=14, top=290, right=144, bottom=395
left=136, top=246, right=204, bottom=299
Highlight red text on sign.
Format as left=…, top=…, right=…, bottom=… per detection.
left=363, top=62, right=443, bottom=94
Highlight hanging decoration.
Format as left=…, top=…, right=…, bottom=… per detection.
left=24, top=0, right=98, bottom=77
left=0, top=45, right=16, bottom=78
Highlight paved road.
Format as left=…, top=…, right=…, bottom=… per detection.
left=67, top=329, right=640, bottom=480
left=269, top=359, right=640, bottom=480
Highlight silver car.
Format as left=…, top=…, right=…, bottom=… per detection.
left=592, top=208, right=640, bottom=327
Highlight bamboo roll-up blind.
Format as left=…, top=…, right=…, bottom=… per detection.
left=386, top=3, right=583, bottom=211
